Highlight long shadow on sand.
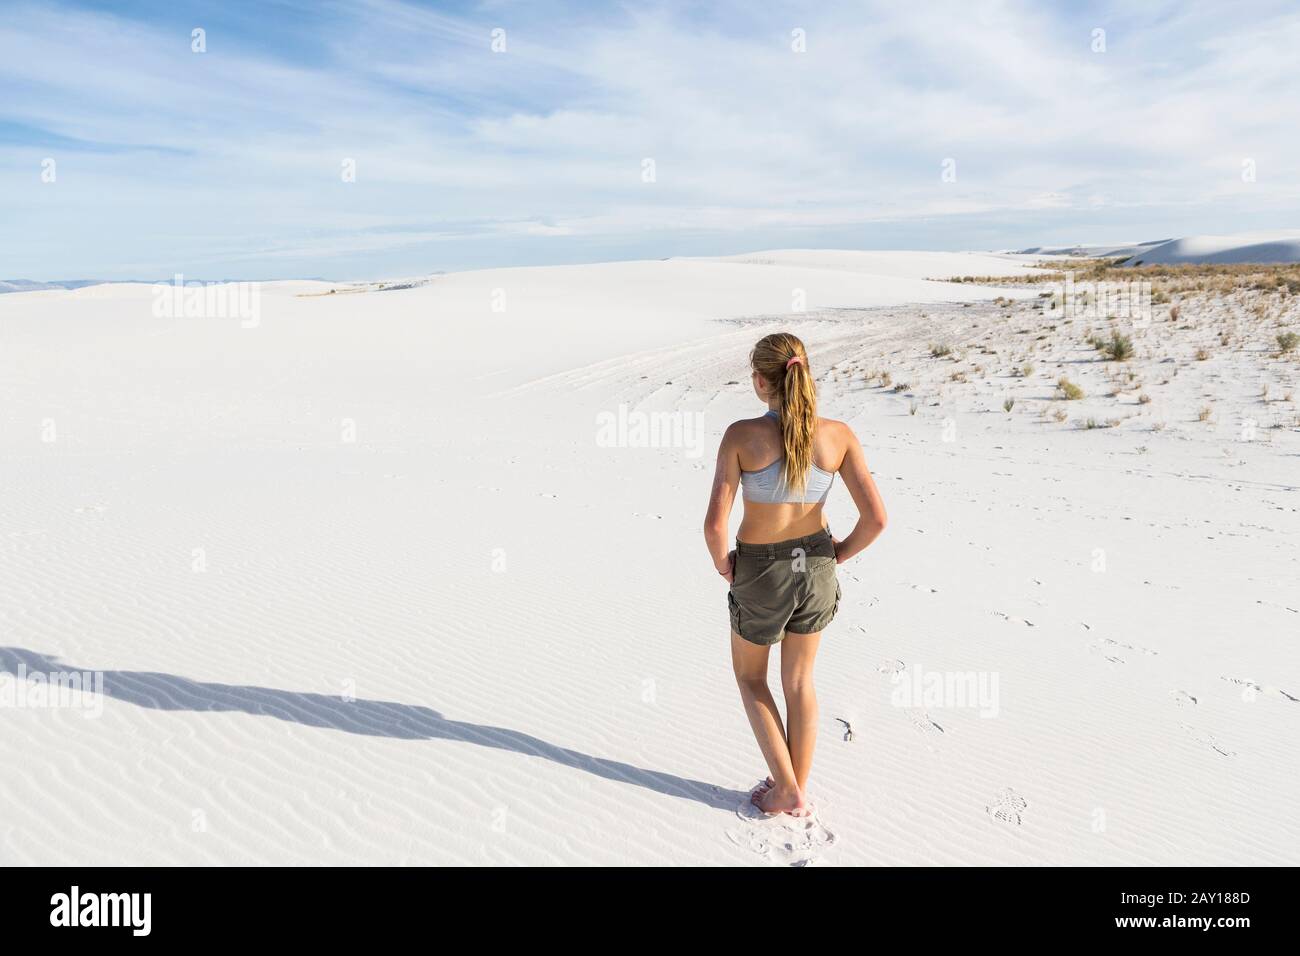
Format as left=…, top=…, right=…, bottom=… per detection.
left=0, top=646, right=746, bottom=812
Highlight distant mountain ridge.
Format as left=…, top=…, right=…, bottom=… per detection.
left=0, top=279, right=109, bottom=294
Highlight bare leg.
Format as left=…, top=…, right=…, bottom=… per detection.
left=780, top=629, right=822, bottom=793
left=730, top=634, right=797, bottom=797
left=731, top=634, right=810, bottom=815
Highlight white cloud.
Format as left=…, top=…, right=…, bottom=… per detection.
left=3, top=0, right=1299, bottom=277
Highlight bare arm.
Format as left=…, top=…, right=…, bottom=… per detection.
left=833, top=425, right=887, bottom=563
left=703, top=424, right=742, bottom=581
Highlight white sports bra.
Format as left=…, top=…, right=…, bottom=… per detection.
left=740, top=411, right=836, bottom=504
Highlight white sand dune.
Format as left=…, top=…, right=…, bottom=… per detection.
left=1121, top=232, right=1300, bottom=266
left=705, top=249, right=1044, bottom=279
left=1, top=250, right=1297, bottom=866
left=1013, top=241, right=1168, bottom=260
left=1016, top=231, right=1300, bottom=266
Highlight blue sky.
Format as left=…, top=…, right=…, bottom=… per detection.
left=3, top=0, right=1299, bottom=279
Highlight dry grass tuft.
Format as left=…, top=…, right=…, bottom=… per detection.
left=1056, top=377, right=1085, bottom=400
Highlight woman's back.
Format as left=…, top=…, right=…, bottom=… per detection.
left=734, top=411, right=851, bottom=544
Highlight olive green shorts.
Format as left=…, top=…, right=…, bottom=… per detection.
left=727, top=528, right=841, bottom=645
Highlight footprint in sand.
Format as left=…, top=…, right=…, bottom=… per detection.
left=906, top=709, right=945, bottom=738
left=729, top=789, right=837, bottom=867
left=1087, top=643, right=1126, bottom=664
left=1254, top=599, right=1299, bottom=615
left=1220, top=676, right=1299, bottom=703
left=986, top=788, right=1028, bottom=826
left=1101, top=637, right=1157, bottom=656
left=1180, top=723, right=1236, bottom=757
left=1088, top=638, right=1156, bottom=663
left=878, top=659, right=906, bottom=678
left=991, top=610, right=1035, bottom=627
left=1169, top=690, right=1198, bottom=708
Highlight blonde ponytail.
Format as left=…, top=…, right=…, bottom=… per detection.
left=750, top=333, right=818, bottom=494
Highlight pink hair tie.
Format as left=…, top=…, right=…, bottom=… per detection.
left=786, top=355, right=804, bottom=370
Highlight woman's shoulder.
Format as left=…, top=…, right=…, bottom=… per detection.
left=725, top=413, right=776, bottom=433
left=815, top=415, right=853, bottom=437
left=721, top=414, right=773, bottom=448
left=724, top=412, right=854, bottom=438
left=729, top=412, right=846, bottom=427
left=814, top=416, right=860, bottom=465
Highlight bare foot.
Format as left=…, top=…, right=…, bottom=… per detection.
left=752, top=784, right=810, bottom=816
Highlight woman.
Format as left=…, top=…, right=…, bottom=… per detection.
left=704, top=333, right=887, bottom=816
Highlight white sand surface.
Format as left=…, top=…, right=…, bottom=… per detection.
left=1, top=251, right=1296, bottom=866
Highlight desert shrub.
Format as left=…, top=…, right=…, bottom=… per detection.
left=1101, top=332, right=1134, bottom=361
left=1056, top=377, right=1085, bottom=400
